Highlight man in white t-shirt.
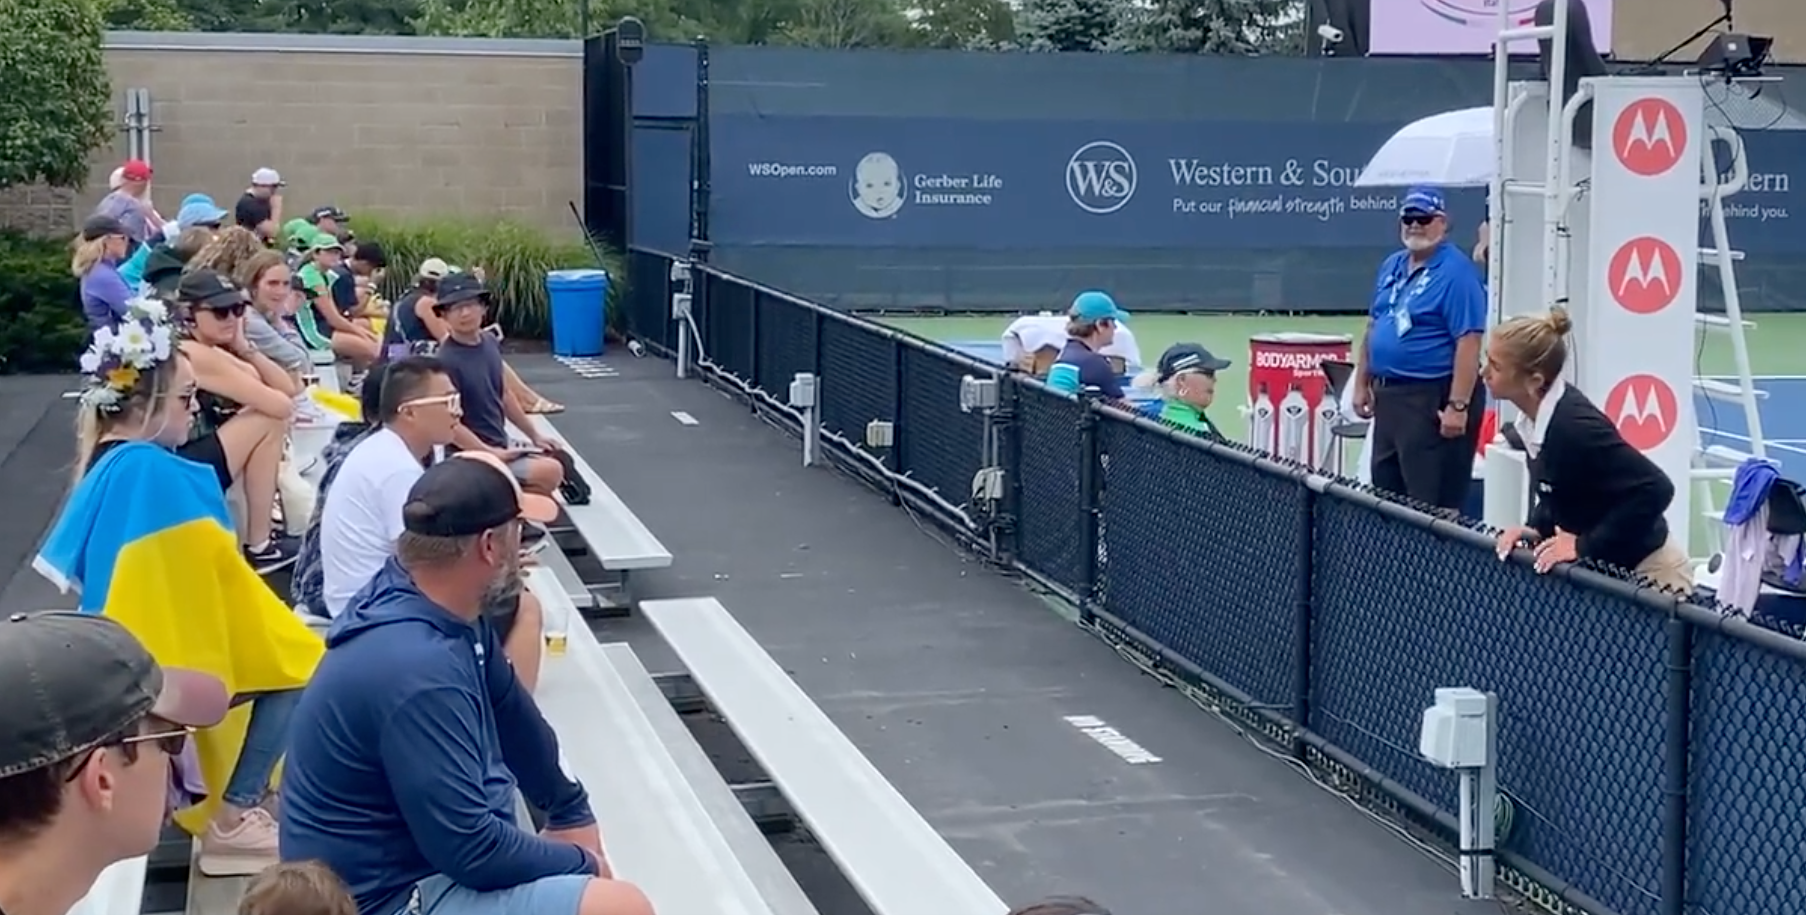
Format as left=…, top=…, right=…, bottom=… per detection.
left=319, top=355, right=546, bottom=688
left=1002, top=312, right=1142, bottom=374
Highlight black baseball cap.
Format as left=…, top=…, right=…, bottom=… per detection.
left=434, top=272, right=488, bottom=309
left=0, top=612, right=228, bottom=777
left=309, top=205, right=349, bottom=224
left=1156, top=343, right=1231, bottom=382
left=352, top=239, right=387, bottom=268
left=402, top=452, right=559, bottom=538
left=82, top=214, right=127, bottom=241
left=178, top=269, right=249, bottom=309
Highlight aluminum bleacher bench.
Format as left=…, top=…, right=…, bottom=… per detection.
left=643, top=598, right=1010, bottom=915
left=183, top=842, right=247, bottom=915
left=525, top=416, right=672, bottom=611
left=68, top=856, right=147, bottom=915
left=530, top=574, right=817, bottom=915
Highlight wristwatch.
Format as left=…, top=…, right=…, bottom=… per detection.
left=1447, top=400, right=1469, bottom=412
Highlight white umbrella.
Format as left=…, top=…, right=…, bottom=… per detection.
left=1355, top=106, right=1495, bottom=189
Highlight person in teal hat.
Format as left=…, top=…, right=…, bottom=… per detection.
left=1046, top=290, right=1129, bottom=399
left=1140, top=342, right=1232, bottom=438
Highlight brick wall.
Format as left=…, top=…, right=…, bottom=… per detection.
left=25, top=32, right=584, bottom=237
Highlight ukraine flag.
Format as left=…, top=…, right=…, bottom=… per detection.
left=35, top=441, right=323, bottom=833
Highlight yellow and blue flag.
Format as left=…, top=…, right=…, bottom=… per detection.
left=34, top=441, right=323, bottom=832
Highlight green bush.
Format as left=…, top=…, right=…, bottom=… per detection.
left=0, top=230, right=86, bottom=375
left=353, top=214, right=621, bottom=340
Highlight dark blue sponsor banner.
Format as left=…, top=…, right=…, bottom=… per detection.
left=1705, top=131, right=1802, bottom=253
left=711, top=114, right=1477, bottom=249
left=708, top=114, right=1806, bottom=252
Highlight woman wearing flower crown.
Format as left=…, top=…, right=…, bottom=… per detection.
left=34, top=295, right=323, bottom=877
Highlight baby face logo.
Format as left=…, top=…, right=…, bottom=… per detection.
left=850, top=152, right=905, bottom=220
left=1415, top=0, right=1537, bottom=28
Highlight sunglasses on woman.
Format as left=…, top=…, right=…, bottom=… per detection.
left=203, top=303, right=247, bottom=318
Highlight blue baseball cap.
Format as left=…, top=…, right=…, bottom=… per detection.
left=176, top=196, right=228, bottom=229
left=1070, top=290, right=1129, bottom=324
left=1400, top=186, right=1446, bottom=216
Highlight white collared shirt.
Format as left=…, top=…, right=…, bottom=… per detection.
left=1514, top=378, right=1570, bottom=460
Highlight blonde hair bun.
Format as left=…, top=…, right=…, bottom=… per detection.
left=1544, top=308, right=1573, bottom=336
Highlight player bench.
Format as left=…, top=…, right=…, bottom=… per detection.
left=532, top=577, right=816, bottom=915
left=642, top=598, right=1009, bottom=915
left=526, top=415, right=672, bottom=612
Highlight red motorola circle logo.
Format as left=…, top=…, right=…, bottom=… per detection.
left=1607, top=236, right=1683, bottom=314
left=1604, top=374, right=1680, bottom=451
left=1613, top=98, right=1688, bottom=177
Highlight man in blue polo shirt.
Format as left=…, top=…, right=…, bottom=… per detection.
left=1351, top=186, right=1487, bottom=511
left=1046, top=291, right=1128, bottom=400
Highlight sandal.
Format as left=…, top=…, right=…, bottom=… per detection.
left=526, top=398, right=565, bottom=414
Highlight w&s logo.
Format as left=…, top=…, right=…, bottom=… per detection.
left=1066, top=141, right=1137, bottom=214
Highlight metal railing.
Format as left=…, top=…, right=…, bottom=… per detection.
left=621, top=245, right=1806, bottom=915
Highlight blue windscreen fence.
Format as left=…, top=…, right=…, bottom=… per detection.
left=619, top=44, right=1806, bottom=312
left=618, top=243, right=1806, bottom=915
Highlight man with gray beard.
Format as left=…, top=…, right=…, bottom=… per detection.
left=1350, top=186, right=1488, bottom=511
left=280, top=452, right=655, bottom=915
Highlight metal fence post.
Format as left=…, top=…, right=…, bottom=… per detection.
left=1292, top=482, right=1318, bottom=758
left=1662, top=613, right=1692, bottom=915
left=1077, top=394, right=1103, bottom=623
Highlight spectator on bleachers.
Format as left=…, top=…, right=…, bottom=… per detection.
left=295, top=234, right=382, bottom=376
left=432, top=273, right=567, bottom=497
left=237, top=168, right=285, bottom=239
left=90, top=159, right=163, bottom=250
left=142, top=226, right=215, bottom=299
left=191, top=226, right=272, bottom=282
left=0, top=612, right=228, bottom=915
left=281, top=453, right=653, bottom=915
left=236, top=250, right=313, bottom=377
left=1046, top=291, right=1129, bottom=401
left=1137, top=342, right=1232, bottom=438
left=387, top=260, right=565, bottom=413
left=240, top=860, right=357, bottom=915
left=175, top=269, right=303, bottom=572
left=121, top=195, right=225, bottom=290
left=44, top=299, right=322, bottom=876
left=329, top=239, right=387, bottom=329
left=1486, top=309, right=1692, bottom=590
left=74, top=215, right=134, bottom=333
left=308, top=205, right=350, bottom=241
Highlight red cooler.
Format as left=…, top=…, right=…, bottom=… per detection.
left=1247, top=332, right=1352, bottom=469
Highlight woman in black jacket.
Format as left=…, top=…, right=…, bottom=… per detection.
left=1486, top=308, right=1692, bottom=590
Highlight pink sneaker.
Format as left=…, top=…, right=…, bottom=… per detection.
left=198, top=807, right=280, bottom=877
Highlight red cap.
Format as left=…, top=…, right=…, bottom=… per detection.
left=120, top=159, right=152, bottom=182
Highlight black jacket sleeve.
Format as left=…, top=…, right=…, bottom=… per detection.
left=1561, top=406, right=1674, bottom=568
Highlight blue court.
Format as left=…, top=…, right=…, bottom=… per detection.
left=1698, top=376, right=1806, bottom=483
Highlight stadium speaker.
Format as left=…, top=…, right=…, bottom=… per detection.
left=1535, top=0, right=1608, bottom=150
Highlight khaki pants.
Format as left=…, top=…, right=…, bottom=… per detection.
left=1635, top=540, right=1694, bottom=592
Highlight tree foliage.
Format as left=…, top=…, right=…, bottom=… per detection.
left=1114, top=0, right=1300, bottom=54
left=0, top=0, right=114, bottom=189
left=1014, top=0, right=1124, bottom=52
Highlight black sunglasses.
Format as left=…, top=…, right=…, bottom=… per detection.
left=63, top=725, right=194, bottom=782
left=202, top=302, right=247, bottom=317
left=1400, top=213, right=1439, bottom=227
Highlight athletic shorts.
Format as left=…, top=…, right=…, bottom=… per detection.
left=408, top=873, right=588, bottom=915
left=177, top=432, right=233, bottom=492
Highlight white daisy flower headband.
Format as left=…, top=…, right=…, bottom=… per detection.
left=77, top=297, right=175, bottom=413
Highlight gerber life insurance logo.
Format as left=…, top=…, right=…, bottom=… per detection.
left=1067, top=141, right=1137, bottom=214
left=1417, top=0, right=1537, bottom=29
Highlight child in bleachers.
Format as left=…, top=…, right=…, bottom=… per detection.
left=239, top=861, right=356, bottom=915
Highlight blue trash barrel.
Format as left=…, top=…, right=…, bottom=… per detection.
left=545, top=269, right=610, bottom=358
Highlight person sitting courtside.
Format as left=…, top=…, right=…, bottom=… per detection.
left=1045, top=291, right=1130, bottom=401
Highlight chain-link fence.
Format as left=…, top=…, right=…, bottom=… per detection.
left=628, top=245, right=1806, bottom=915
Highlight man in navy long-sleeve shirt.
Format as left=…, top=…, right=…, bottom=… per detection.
left=280, top=454, right=653, bottom=915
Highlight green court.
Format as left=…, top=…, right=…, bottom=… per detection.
left=882, top=311, right=1806, bottom=446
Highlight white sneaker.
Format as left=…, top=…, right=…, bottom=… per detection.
left=292, top=397, right=335, bottom=429
left=197, top=807, right=280, bottom=877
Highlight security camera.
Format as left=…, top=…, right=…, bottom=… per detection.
left=1317, top=23, right=1344, bottom=43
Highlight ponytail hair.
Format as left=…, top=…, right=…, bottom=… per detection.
left=1491, top=307, right=1573, bottom=393
left=71, top=236, right=107, bottom=277
left=70, top=349, right=182, bottom=485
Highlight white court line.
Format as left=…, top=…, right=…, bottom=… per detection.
left=670, top=411, right=698, bottom=426
left=1704, top=375, right=1806, bottom=383
left=1700, top=428, right=1806, bottom=457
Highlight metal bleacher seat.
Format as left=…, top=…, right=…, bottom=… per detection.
left=531, top=577, right=816, bottom=915
left=523, top=416, right=672, bottom=611
left=642, top=598, right=1009, bottom=915
left=67, top=856, right=148, bottom=915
